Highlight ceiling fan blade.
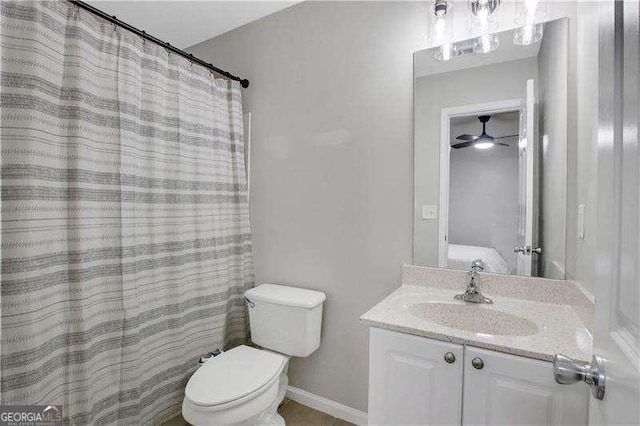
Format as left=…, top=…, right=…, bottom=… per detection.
left=455, top=134, right=478, bottom=141
left=451, top=141, right=475, bottom=149
left=496, top=142, right=510, bottom=147
left=493, top=134, right=519, bottom=140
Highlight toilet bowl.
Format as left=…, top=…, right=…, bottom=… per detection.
left=182, top=346, right=289, bottom=425
left=182, top=284, right=326, bottom=426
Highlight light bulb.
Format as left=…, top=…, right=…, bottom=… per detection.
left=434, top=0, right=449, bottom=16
left=473, top=33, right=499, bottom=53
left=433, top=43, right=459, bottom=61
left=435, top=18, right=446, bottom=42
left=525, top=0, right=538, bottom=16
left=514, top=23, right=543, bottom=45
left=441, top=43, right=451, bottom=60
left=468, top=0, right=499, bottom=37
left=515, top=0, right=547, bottom=25
left=427, top=1, right=453, bottom=46
left=475, top=142, right=495, bottom=150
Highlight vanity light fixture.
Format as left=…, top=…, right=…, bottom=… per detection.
left=468, top=0, right=500, bottom=53
left=469, top=0, right=501, bottom=17
left=468, top=0, right=500, bottom=36
left=513, top=0, right=547, bottom=45
left=434, top=39, right=476, bottom=62
left=434, top=0, right=449, bottom=16
left=515, top=0, right=548, bottom=24
left=473, top=33, right=499, bottom=54
left=513, top=23, right=544, bottom=45
left=434, top=43, right=459, bottom=61
left=428, top=0, right=458, bottom=61
left=428, top=0, right=453, bottom=45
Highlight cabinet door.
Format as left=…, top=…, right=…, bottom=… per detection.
left=368, top=328, right=463, bottom=425
left=463, top=347, right=589, bottom=425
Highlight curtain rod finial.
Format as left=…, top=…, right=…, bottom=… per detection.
left=240, top=79, right=250, bottom=88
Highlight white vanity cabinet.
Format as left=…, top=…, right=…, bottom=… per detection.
left=368, top=327, right=463, bottom=425
left=368, top=328, right=589, bottom=426
left=462, top=346, right=589, bottom=425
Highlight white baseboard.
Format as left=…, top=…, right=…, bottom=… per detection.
left=285, top=385, right=368, bottom=426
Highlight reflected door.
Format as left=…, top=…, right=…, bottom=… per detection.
left=516, top=79, right=538, bottom=276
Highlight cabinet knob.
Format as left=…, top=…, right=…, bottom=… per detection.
left=444, top=352, right=456, bottom=364
left=471, top=357, right=484, bottom=369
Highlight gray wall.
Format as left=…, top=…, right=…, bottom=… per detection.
left=413, top=58, right=538, bottom=266
left=537, top=20, right=569, bottom=279
left=188, top=1, right=426, bottom=412
left=565, top=2, right=599, bottom=295
left=449, top=118, right=520, bottom=274
left=186, top=0, right=598, bottom=413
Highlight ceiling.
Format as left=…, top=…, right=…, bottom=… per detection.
left=450, top=111, right=520, bottom=147
left=89, top=1, right=301, bottom=48
left=451, top=111, right=519, bottom=127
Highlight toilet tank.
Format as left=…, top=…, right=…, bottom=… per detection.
left=244, top=284, right=326, bottom=357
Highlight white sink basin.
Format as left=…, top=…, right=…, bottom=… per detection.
left=406, top=302, right=538, bottom=336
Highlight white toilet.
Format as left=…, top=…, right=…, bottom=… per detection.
left=182, top=284, right=326, bottom=425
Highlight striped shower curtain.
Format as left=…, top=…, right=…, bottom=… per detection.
left=1, top=1, right=253, bottom=423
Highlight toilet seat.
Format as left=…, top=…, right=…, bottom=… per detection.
left=184, top=345, right=286, bottom=410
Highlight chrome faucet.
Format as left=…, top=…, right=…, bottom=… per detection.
left=454, top=259, right=493, bottom=304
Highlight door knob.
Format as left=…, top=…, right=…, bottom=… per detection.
left=553, top=354, right=606, bottom=400
left=514, top=246, right=542, bottom=255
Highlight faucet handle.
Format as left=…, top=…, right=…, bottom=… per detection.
left=470, top=259, right=485, bottom=271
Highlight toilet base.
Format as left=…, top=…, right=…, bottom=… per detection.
left=254, top=361, right=288, bottom=425
left=253, top=411, right=285, bottom=426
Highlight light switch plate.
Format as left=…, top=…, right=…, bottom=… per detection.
left=422, top=205, right=438, bottom=220
left=578, top=204, right=585, bottom=239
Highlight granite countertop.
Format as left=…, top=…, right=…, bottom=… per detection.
left=360, top=266, right=594, bottom=363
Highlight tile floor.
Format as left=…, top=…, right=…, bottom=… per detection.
left=162, top=399, right=355, bottom=426
left=278, top=399, right=356, bottom=426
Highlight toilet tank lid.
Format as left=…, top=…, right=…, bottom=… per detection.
left=245, top=284, right=326, bottom=308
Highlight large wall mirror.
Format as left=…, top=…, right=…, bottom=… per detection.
left=413, top=18, right=568, bottom=279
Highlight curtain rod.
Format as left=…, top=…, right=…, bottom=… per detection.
left=68, top=0, right=250, bottom=88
